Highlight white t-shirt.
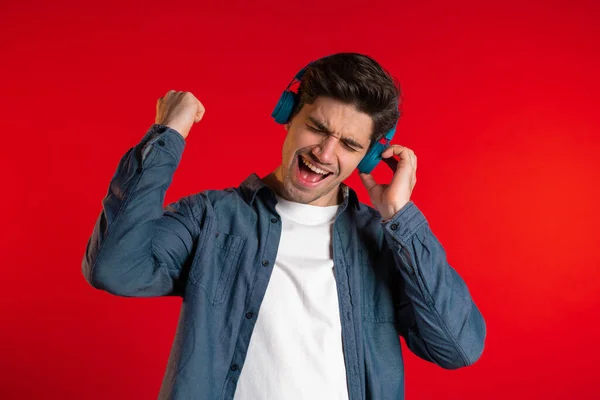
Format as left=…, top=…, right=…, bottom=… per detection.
left=233, top=195, right=349, bottom=400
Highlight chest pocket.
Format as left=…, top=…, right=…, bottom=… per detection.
left=361, top=249, right=397, bottom=323
left=189, top=229, right=245, bottom=306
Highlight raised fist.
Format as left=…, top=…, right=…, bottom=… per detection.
left=155, top=90, right=205, bottom=139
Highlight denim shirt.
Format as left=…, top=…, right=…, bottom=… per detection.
left=82, top=124, right=486, bottom=400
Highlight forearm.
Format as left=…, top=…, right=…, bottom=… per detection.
left=82, top=124, right=191, bottom=297
left=383, top=202, right=486, bottom=369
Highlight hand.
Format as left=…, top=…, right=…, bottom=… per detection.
left=155, top=90, right=205, bottom=139
left=358, top=145, right=417, bottom=221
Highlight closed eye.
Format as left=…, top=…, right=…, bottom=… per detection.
left=306, top=124, right=325, bottom=134
left=306, top=124, right=358, bottom=152
left=341, top=141, right=358, bottom=152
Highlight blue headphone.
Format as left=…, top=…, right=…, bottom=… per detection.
left=271, top=60, right=398, bottom=174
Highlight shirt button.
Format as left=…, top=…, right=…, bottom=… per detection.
left=270, top=217, right=278, bottom=223
left=262, top=260, right=270, bottom=267
left=136, top=167, right=143, bottom=174
left=230, top=364, right=238, bottom=371
left=390, top=223, right=399, bottom=231
left=246, top=312, right=254, bottom=319
left=158, top=139, right=166, bottom=146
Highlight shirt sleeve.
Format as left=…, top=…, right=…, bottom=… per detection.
left=82, top=124, right=201, bottom=297
left=382, top=201, right=487, bottom=369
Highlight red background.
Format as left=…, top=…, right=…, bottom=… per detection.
left=1, top=0, right=599, bottom=398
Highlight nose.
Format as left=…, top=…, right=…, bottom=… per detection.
left=311, top=136, right=337, bottom=164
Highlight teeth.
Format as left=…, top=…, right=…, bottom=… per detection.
left=301, top=156, right=329, bottom=175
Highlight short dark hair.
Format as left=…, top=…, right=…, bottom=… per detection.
left=291, top=53, right=402, bottom=146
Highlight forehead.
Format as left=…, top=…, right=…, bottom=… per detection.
left=303, top=97, right=373, bottom=142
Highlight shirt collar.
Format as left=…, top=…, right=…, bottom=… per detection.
left=239, top=173, right=361, bottom=211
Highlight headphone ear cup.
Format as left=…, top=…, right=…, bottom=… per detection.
left=271, top=90, right=298, bottom=124
left=357, top=142, right=386, bottom=174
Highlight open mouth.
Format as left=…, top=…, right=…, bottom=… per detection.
left=296, top=155, right=333, bottom=185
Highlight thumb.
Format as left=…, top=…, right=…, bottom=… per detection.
left=358, top=172, right=378, bottom=191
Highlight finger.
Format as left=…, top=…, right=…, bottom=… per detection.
left=383, top=145, right=416, bottom=160
left=397, top=148, right=416, bottom=169
left=358, top=172, right=378, bottom=191
left=382, top=155, right=399, bottom=172
left=381, top=145, right=404, bottom=158
left=409, top=152, right=416, bottom=166
left=194, top=100, right=205, bottom=123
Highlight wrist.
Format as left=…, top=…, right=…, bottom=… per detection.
left=379, top=200, right=410, bottom=221
left=158, top=120, right=189, bottom=139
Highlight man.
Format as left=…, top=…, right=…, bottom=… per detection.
left=82, top=53, right=486, bottom=400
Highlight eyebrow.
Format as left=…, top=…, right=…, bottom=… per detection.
left=307, top=116, right=365, bottom=150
